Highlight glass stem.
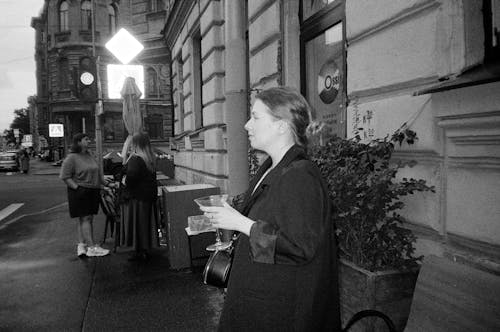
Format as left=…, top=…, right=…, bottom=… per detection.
left=215, top=228, right=221, bottom=244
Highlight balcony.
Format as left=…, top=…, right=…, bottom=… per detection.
left=54, top=31, right=71, bottom=43
left=79, top=30, right=100, bottom=43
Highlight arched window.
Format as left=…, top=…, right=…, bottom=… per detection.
left=147, top=68, right=158, bottom=98
left=59, top=1, right=69, bottom=31
left=81, top=0, right=92, bottom=31
left=108, top=5, right=117, bottom=35
left=59, top=58, right=69, bottom=90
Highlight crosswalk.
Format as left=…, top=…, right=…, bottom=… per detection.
left=0, top=203, right=24, bottom=222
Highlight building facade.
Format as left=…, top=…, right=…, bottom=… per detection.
left=31, top=0, right=173, bottom=156
left=163, top=0, right=500, bottom=276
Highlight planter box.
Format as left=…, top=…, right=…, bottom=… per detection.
left=339, top=259, right=419, bottom=332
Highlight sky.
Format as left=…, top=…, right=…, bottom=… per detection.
left=0, top=0, right=45, bottom=132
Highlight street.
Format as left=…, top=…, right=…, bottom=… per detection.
left=0, top=164, right=66, bottom=229
left=0, top=159, right=224, bottom=331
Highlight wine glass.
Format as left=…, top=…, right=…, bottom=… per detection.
left=194, top=194, right=232, bottom=251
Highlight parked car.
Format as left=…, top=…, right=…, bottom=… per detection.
left=0, top=151, right=19, bottom=171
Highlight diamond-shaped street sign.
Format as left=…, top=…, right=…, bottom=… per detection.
left=105, top=28, right=144, bottom=65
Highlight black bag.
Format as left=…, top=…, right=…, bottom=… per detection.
left=203, top=245, right=234, bottom=288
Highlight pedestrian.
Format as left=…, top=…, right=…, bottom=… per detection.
left=120, top=132, right=157, bottom=261
left=200, top=86, right=341, bottom=331
left=59, top=133, right=110, bottom=258
left=18, top=148, right=30, bottom=173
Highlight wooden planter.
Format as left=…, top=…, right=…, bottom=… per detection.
left=339, top=259, right=419, bottom=332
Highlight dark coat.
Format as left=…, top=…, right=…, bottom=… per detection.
left=218, top=145, right=341, bottom=332
left=124, top=155, right=157, bottom=202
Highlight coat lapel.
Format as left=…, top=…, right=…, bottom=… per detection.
left=241, top=145, right=307, bottom=216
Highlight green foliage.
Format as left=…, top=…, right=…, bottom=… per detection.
left=248, top=148, right=260, bottom=180
left=309, top=135, right=435, bottom=272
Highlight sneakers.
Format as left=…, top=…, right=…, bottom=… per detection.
left=86, top=245, right=110, bottom=257
left=77, top=243, right=87, bottom=257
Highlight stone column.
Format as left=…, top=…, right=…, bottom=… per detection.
left=224, top=0, right=249, bottom=196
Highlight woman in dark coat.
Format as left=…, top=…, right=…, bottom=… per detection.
left=200, top=87, right=341, bottom=331
left=120, top=132, right=157, bottom=261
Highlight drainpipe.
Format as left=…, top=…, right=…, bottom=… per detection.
left=224, top=0, right=249, bottom=196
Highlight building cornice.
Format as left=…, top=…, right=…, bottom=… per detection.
left=162, top=0, right=196, bottom=48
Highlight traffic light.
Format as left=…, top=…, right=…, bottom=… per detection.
left=78, top=56, right=97, bottom=103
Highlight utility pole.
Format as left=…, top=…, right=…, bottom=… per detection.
left=91, top=0, right=104, bottom=177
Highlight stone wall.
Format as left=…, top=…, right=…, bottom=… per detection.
left=169, top=0, right=228, bottom=191
left=345, top=0, right=500, bottom=266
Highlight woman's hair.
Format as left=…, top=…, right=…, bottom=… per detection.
left=70, top=133, right=89, bottom=153
left=255, top=86, right=321, bottom=147
left=131, top=132, right=156, bottom=172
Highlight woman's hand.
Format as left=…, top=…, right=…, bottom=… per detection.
left=200, top=202, right=255, bottom=236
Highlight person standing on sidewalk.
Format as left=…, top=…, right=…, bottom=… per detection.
left=60, top=133, right=110, bottom=258
left=120, top=132, right=157, bottom=261
left=200, top=87, right=340, bottom=331
left=18, top=148, right=30, bottom=174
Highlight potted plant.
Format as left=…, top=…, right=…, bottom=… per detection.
left=309, top=131, right=435, bottom=332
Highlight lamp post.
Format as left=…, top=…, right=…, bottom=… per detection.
left=90, top=0, right=104, bottom=177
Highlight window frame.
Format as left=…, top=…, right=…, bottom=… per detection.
left=483, top=0, right=500, bottom=63
left=81, top=0, right=92, bottom=31
left=147, top=67, right=159, bottom=98
left=173, top=53, right=184, bottom=135
left=59, top=1, right=69, bottom=32
left=108, top=4, right=117, bottom=35
left=191, top=29, right=203, bottom=130
left=299, top=0, right=347, bottom=138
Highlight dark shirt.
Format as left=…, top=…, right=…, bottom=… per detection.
left=125, top=155, right=157, bottom=202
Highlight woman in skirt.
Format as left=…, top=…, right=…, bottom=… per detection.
left=120, top=132, right=157, bottom=261
left=60, top=133, right=110, bottom=257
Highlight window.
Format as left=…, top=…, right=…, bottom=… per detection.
left=192, top=30, right=203, bottom=129
left=301, top=0, right=346, bottom=138
left=81, top=0, right=92, bottom=31
left=103, top=114, right=125, bottom=141
left=147, top=68, right=158, bottom=98
left=173, top=54, right=184, bottom=135
left=145, top=114, right=164, bottom=139
left=58, top=58, right=69, bottom=90
left=108, top=4, right=117, bottom=35
left=484, top=0, right=500, bottom=62
left=59, top=1, right=69, bottom=31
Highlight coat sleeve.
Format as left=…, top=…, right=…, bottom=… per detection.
left=249, top=162, right=328, bottom=265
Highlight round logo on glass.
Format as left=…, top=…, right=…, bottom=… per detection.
left=317, top=59, right=340, bottom=104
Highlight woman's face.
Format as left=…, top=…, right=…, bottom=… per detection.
left=244, top=99, right=281, bottom=151
left=78, top=136, right=91, bottom=149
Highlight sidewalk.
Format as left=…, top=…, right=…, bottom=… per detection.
left=85, top=234, right=224, bottom=331
left=0, top=159, right=225, bottom=331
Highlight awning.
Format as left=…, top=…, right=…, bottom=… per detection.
left=413, top=63, right=500, bottom=96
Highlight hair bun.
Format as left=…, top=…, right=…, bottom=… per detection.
left=306, top=121, right=326, bottom=138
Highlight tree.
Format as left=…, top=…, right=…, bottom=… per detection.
left=3, top=108, right=30, bottom=145
left=10, top=108, right=30, bottom=134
